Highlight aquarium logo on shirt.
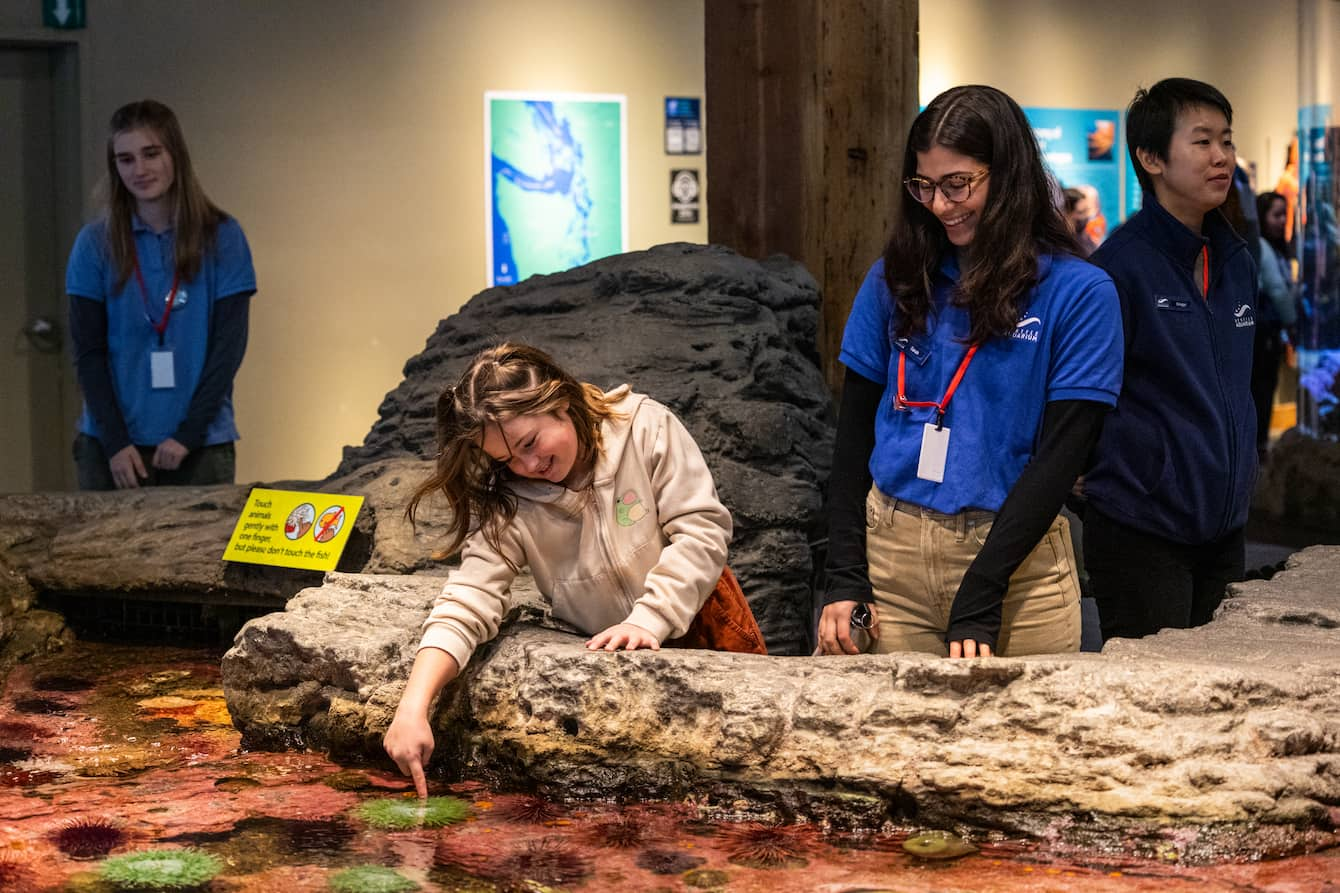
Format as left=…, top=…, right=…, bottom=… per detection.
left=1234, top=302, right=1256, bottom=329
left=1013, top=314, right=1043, bottom=343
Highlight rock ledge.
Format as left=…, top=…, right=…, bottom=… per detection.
left=222, top=546, right=1340, bottom=844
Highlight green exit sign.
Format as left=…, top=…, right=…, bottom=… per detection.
left=43, top=0, right=85, bottom=29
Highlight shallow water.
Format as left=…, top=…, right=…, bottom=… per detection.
left=1, top=642, right=1337, bottom=892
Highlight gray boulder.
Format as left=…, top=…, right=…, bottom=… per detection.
left=1254, top=427, right=1340, bottom=533
left=334, top=243, right=835, bottom=654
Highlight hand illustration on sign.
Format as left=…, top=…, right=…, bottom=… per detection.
left=284, top=503, right=315, bottom=541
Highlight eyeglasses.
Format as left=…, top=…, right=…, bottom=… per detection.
left=904, top=169, right=989, bottom=204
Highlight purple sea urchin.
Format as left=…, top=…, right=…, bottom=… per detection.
left=0, top=720, right=47, bottom=742
left=497, top=794, right=565, bottom=823
left=32, top=674, right=94, bottom=692
left=0, top=851, right=31, bottom=889
left=436, top=836, right=592, bottom=888
left=13, top=696, right=69, bottom=715
left=721, top=821, right=816, bottom=869
left=51, top=816, right=128, bottom=859
left=584, top=810, right=659, bottom=848
left=492, top=838, right=593, bottom=887
left=0, top=745, right=32, bottom=763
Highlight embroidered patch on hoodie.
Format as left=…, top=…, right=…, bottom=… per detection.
left=1233, top=302, right=1256, bottom=328
left=616, top=490, right=648, bottom=526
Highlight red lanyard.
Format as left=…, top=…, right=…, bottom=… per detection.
left=133, top=248, right=180, bottom=345
left=896, top=343, right=979, bottom=428
left=1200, top=245, right=1209, bottom=300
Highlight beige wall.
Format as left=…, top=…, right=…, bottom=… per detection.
left=0, top=1, right=1313, bottom=486
left=921, top=0, right=1299, bottom=194
left=0, top=0, right=706, bottom=484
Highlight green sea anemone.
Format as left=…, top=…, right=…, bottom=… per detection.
left=99, top=848, right=223, bottom=888
left=354, top=796, right=471, bottom=830
left=329, top=865, right=419, bottom=893
left=902, top=830, right=978, bottom=860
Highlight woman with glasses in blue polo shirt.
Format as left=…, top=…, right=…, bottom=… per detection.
left=66, top=100, right=256, bottom=490
left=816, top=85, right=1124, bottom=658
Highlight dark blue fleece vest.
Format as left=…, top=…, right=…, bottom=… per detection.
left=1085, top=194, right=1258, bottom=544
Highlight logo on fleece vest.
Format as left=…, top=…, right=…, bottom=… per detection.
left=1233, top=302, right=1256, bottom=328
left=616, top=490, right=648, bottom=526
left=1012, top=314, right=1042, bottom=343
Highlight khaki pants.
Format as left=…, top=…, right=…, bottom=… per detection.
left=864, top=485, right=1080, bottom=656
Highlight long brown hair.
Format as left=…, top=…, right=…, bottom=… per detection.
left=407, top=343, right=623, bottom=565
left=105, top=100, right=227, bottom=290
left=884, top=85, right=1079, bottom=345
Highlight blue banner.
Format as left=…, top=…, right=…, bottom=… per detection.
left=1296, top=104, right=1339, bottom=439
left=1025, top=107, right=1125, bottom=250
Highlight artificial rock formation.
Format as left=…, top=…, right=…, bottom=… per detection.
left=222, top=545, right=1340, bottom=849
left=1254, top=427, right=1340, bottom=534
left=0, top=457, right=448, bottom=668
left=0, top=244, right=831, bottom=669
left=334, top=242, right=834, bottom=655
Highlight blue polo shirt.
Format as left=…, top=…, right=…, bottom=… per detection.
left=66, top=216, right=256, bottom=447
left=840, top=252, right=1123, bottom=514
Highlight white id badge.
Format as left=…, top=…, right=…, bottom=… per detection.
left=917, top=423, right=950, bottom=483
left=150, top=350, right=176, bottom=389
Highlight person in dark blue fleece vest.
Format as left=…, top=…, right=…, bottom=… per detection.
left=1083, top=78, right=1258, bottom=642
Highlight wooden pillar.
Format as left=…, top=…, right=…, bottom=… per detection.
left=706, top=0, right=918, bottom=396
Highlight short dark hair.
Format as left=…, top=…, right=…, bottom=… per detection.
left=1126, top=78, right=1233, bottom=194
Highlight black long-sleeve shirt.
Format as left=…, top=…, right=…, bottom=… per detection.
left=823, top=367, right=1107, bottom=649
left=70, top=292, right=251, bottom=453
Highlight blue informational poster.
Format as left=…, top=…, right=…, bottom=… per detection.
left=1025, top=107, right=1124, bottom=247
left=1296, top=103, right=1339, bottom=439
left=485, top=92, right=627, bottom=287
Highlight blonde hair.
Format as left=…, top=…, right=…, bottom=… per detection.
left=407, top=343, right=622, bottom=565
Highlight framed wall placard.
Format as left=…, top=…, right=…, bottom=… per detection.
left=485, top=91, right=627, bottom=286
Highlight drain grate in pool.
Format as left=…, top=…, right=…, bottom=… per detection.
left=37, top=593, right=271, bottom=645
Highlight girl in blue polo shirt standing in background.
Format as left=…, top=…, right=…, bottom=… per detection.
left=817, top=85, right=1124, bottom=658
left=67, top=100, right=256, bottom=490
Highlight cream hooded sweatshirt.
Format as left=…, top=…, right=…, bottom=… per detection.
left=418, top=387, right=732, bottom=670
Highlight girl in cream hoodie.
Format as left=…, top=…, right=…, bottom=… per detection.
left=384, top=343, right=757, bottom=796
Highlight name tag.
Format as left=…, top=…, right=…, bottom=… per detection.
left=893, top=337, right=932, bottom=366
left=917, top=423, right=950, bottom=483
left=1154, top=295, right=1193, bottom=313
left=150, top=350, right=175, bottom=389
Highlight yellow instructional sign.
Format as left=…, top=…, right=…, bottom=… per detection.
left=223, top=487, right=365, bottom=571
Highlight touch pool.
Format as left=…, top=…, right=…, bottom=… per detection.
left=1, top=642, right=1337, bottom=892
